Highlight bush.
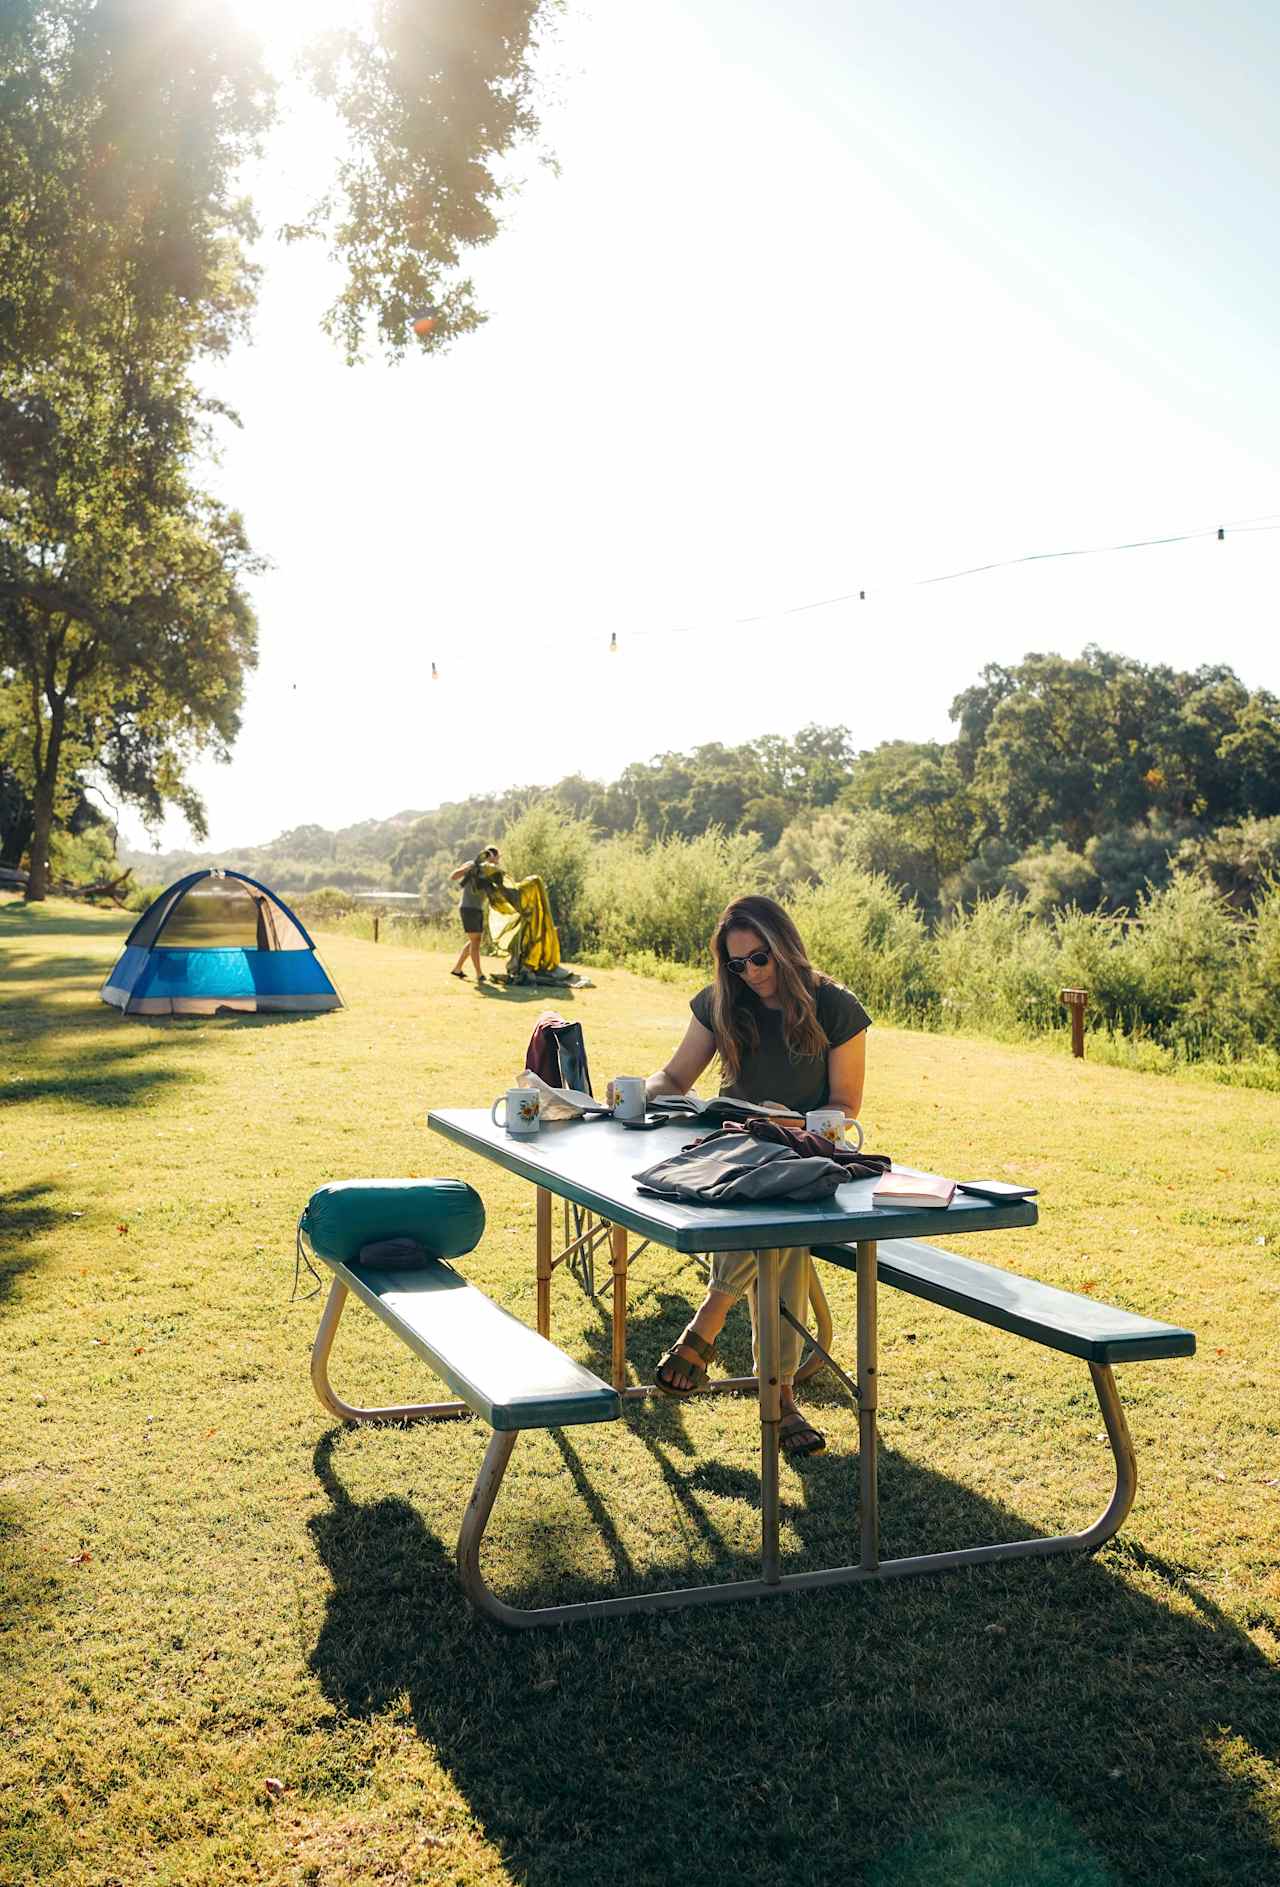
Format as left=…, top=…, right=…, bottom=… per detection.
left=1175, top=816, right=1280, bottom=910
left=500, top=802, right=595, bottom=955
left=49, top=823, right=117, bottom=888
left=291, top=887, right=360, bottom=922
left=934, top=892, right=1061, bottom=1034
left=1085, top=819, right=1190, bottom=912
left=1119, top=872, right=1249, bottom=1057
left=1052, top=905, right=1145, bottom=1031
left=939, top=837, right=1020, bottom=915
left=1008, top=841, right=1100, bottom=918
left=581, top=830, right=766, bottom=963
left=1238, top=876, right=1280, bottom=1044
left=785, top=866, right=938, bottom=1023
left=123, top=880, right=165, bottom=914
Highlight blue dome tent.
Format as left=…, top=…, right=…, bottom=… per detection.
left=101, top=869, right=343, bottom=1017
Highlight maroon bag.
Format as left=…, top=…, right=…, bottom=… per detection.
left=525, top=1011, right=593, bottom=1096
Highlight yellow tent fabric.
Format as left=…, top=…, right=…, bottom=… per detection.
left=479, top=870, right=562, bottom=976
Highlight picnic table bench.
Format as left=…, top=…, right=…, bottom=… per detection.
left=302, top=1179, right=623, bottom=1626
left=810, top=1236, right=1195, bottom=1573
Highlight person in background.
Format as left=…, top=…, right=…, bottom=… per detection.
left=645, top=894, right=870, bottom=1458
left=448, top=846, right=500, bottom=983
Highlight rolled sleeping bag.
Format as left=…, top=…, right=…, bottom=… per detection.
left=301, top=1178, right=485, bottom=1268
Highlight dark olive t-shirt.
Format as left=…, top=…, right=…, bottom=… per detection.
left=689, top=978, right=871, bottom=1114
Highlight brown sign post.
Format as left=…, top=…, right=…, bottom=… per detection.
left=1060, top=986, right=1088, bottom=1058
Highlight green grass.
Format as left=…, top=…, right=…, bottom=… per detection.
left=1, top=897, right=1278, bottom=1887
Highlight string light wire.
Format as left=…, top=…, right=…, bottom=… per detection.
left=424, top=506, right=1280, bottom=675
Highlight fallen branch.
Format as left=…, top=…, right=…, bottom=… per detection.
left=56, top=867, right=134, bottom=906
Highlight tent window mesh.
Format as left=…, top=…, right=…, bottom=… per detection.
left=159, top=881, right=261, bottom=949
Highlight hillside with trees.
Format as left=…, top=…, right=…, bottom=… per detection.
left=119, top=646, right=1280, bottom=928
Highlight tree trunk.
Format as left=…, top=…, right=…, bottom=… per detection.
left=25, top=781, right=55, bottom=901
left=24, top=709, right=63, bottom=903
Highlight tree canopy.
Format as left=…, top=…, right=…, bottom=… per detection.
left=292, top=0, right=559, bottom=360
left=0, top=0, right=271, bottom=896
left=2, top=1, right=562, bottom=894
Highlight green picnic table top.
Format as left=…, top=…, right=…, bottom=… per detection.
left=427, top=1109, right=1038, bottom=1251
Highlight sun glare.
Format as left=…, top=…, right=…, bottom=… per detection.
left=229, top=0, right=368, bottom=64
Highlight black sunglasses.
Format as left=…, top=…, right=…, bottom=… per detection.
left=726, top=946, right=772, bottom=975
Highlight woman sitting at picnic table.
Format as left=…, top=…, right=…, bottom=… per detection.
left=645, top=894, right=869, bottom=1458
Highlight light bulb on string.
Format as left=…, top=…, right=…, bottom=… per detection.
left=609, top=632, right=618, bottom=653
left=431, top=661, right=439, bottom=681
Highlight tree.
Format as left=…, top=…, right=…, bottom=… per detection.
left=1, top=1, right=271, bottom=898
left=787, top=723, right=856, bottom=806
left=293, top=0, right=561, bottom=360
left=841, top=738, right=976, bottom=890
left=949, top=648, right=1280, bottom=853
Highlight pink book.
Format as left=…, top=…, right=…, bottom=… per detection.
left=871, top=1170, right=956, bottom=1209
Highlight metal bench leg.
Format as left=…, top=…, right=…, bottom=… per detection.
left=310, top=1278, right=469, bottom=1424
left=450, top=1356, right=1142, bottom=1629
left=782, top=1357, right=1139, bottom=1589
left=455, top=1426, right=792, bottom=1628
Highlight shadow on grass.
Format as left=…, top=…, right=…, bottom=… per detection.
left=478, top=981, right=579, bottom=1005
left=0, top=1034, right=190, bottom=1110
left=0, top=952, right=113, bottom=986
left=0, top=1184, right=59, bottom=1306
left=121, top=1009, right=324, bottom=1033
left=0, top=904, right=128, bottom=939
left=307, top=1421, right=1280, bottom=1887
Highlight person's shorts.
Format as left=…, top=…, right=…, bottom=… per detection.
left=459, top=906, right=484, bottom=934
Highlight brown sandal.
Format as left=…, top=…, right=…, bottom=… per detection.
left=654, top=1325, right=717, bottom=1398
left=779, top=1410, right=826, bottom=1459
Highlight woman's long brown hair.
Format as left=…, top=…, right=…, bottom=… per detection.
left=706, top=895, right=828, bottom=1087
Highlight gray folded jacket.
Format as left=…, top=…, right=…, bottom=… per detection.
left=633, top=1132, right=846, bottom=1205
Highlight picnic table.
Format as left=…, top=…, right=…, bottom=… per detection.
left=302, top=1112, right=1193, bottom=1626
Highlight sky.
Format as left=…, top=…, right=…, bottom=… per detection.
left=123, top=0, right=1280, bottom=851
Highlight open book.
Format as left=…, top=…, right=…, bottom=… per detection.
left=649, top=1093, right=805, bottom=1128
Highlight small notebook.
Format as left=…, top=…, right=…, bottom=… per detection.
left=871, top=1170, right=956, bottom=1209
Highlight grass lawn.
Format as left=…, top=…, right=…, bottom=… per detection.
left=2, top=899, right=1278, bottom=1887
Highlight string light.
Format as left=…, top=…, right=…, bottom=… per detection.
left=609, top=632, right=617, bottom=653
left=431, top=661, right=439, bottom=680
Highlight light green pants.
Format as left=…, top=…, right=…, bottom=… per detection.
left=707, top=1245, right=812, bottom=1381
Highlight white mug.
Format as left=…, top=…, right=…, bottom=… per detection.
left=606, top=1075, right=647, bottom=1122
left=805, top=1108, right=864, bottom=1152
left=491, top=1088, right=541, bottom=1136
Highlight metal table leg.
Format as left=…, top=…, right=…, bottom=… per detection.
left=757, top=1247, right=782, bottom=1585
left=857, top=1238, right=879, bottom=1570
left=610, top=1221, right=628, bottom=1391
left=535, top=1186, right=552, bottom=1337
